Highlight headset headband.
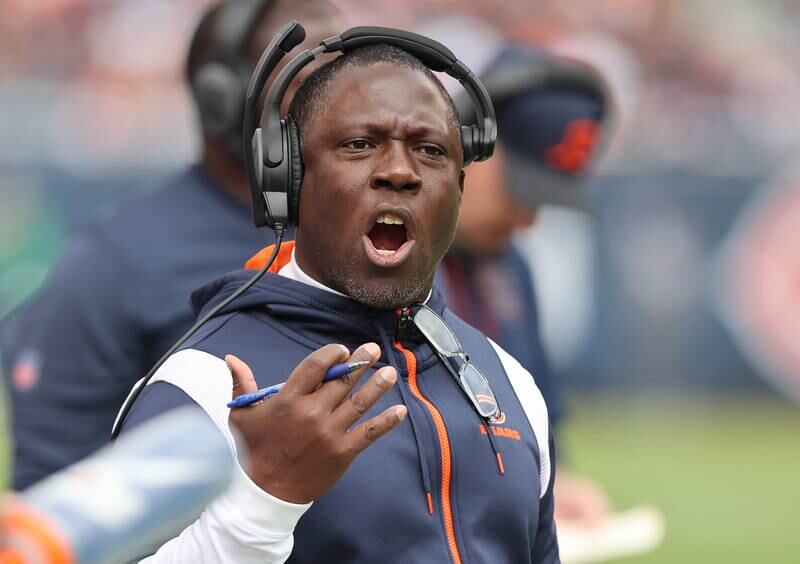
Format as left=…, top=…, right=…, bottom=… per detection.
left=326, top=27, right=496, bottom=150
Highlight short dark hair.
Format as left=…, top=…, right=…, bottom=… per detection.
left=288, top=44, right=461, bottom=144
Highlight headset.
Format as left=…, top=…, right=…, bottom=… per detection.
left=112, top=20, right=497, bottom=438
left=190, top=0, right=274, bottom=156
left=243, top=20, right=498, bottom=231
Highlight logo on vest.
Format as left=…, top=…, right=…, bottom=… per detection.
left=479, top=412, right=521, bottom=441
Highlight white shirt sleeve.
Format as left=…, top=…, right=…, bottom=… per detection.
left=133, top=349, right=312, bottom=563
left=139, top=464, right=310, bottom=563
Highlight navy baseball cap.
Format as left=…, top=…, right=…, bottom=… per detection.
left=458, top=45, right=610, bottom=210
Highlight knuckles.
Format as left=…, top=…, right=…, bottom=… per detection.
left=232, top=381, right=378, bottom=470
left=364, top=421, right=380, bottom=443
left=349, top=392, right=370, bottom=415
left=298, top=354, right=329, bottom=377
left=337, top=371, right=356, bottom=387
left=372, top=372, right=391, bottom=391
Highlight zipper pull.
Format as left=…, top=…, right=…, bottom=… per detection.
left=395, top=307, right=412, bottom=342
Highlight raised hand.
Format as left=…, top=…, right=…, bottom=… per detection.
left=226, top=343, right=406, bottom=504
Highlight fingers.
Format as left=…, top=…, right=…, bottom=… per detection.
left=281, top=343, right=350, bottom=396
left=332, top=365, right=399, bottom=428
left=226, top=355, right=258, bottom=399
left=553, top=471, right=612, bottom=526
left=347, top=404, right=407, bottom=453
left=316, top=342, right=380, bottom=407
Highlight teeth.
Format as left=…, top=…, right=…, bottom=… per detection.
left=376, top=249, right=396, bottom=256
left=376, top=213, right=404, bottom=225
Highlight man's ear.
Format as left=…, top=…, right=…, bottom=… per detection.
left=458, top=169, right=465, bottom=204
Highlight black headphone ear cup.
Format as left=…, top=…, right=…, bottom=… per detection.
left=460, top=124, right=478, bottom=166
left=286, top=117, right=304, bottom=225
left=192, top=63, right=242, bottom=141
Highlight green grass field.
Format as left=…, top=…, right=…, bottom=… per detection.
left=562, top=395, right=800, bottom=564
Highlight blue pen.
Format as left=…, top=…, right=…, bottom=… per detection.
left=227, top=360, right=371, bottom=408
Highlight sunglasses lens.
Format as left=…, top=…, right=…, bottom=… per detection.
left=414, top=307, right=461, bottom=354
left=410, top=306, right=500, bottom=421
left=461, top=363, right=499, bottom=419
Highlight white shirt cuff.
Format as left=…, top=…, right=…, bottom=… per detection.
left=221, top=463, right=312, bottom=536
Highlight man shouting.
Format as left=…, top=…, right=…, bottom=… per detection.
left=120, top=41, right=558, bottom=563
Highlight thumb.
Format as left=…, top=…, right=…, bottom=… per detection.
left=226, top=354, right=258, bottom=399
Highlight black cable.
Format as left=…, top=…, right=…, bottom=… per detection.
left=111, top=226, right=285, bottom=438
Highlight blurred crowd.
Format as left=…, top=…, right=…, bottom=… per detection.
left=2, top=0, right=799, bottom=394
left=3, top=0, right=800, bottom=175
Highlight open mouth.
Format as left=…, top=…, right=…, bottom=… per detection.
left=367, top=213, right=408, bottom=254
left=363, top=210, right=415, bottom=268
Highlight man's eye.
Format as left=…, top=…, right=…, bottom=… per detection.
left=344, top=139, right=371, bottom=150
left=418, top=145, right=445, bottom=157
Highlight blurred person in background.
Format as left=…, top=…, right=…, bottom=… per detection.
left=438, top=42, right=614, bottom=527
left=0, top=0, right=340, bottom=490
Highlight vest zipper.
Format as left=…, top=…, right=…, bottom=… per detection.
left=393, top=341, right=463, bottom=564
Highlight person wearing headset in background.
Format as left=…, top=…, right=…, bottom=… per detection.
left=115, top=26, right=559, bottom=562
left=439, top=44, right=614, bottom=526
left=0, top=0, right=340, bottom=490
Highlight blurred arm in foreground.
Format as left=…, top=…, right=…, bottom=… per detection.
left=0, top=406, right=233, bottom=564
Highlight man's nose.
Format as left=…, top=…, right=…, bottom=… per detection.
left=370, top=144, right=422, bottom=192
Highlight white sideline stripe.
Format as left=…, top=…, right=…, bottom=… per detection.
left=489, top=339, right=551, bottom=498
